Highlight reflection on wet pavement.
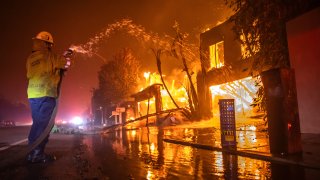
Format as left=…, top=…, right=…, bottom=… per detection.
left=82, top=118, right=277, bottom=179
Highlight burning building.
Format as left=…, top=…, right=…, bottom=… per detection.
left=197, top=19, right=259, bottom=119
left=197, top=1, right=320, bottom=155
left=110, top=72, right=190, bottom=127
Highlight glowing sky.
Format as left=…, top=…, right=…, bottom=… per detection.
left=0, top=0, right=232, bottom=122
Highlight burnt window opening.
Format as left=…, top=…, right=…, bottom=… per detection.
left=209, top=41, right=225, bottom=69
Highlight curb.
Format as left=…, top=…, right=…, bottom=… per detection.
left=163, top=138, right=320, bottom=170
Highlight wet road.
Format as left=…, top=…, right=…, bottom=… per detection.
left=0, top=126, right=29, bottom=150
left=78, top=118, right=319, bottom=179
left=1, top=120, right=320, bottom=179
left=92, top=126, right=271, bottom=179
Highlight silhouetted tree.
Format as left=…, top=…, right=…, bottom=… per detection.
left=99, top=48, right=140, bottom=104
left=225, top=0, right=319, bottom=112
left=226, top=0, right=288, bottom=71
left=171, top=22, right=199, bottom=117
left=93, top=48, right=140, bottom=113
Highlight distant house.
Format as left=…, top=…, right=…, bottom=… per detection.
left=130, top=83, right=163, bottom=123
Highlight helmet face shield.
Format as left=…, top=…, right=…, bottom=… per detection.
left=33, top=31, right=54, bottom=44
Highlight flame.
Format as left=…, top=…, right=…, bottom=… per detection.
left=144, top=72, right=151, bottom=85
left=136, top=71, right=190, bottom=117
left=68, top=19, right=202, bottom=119
left=209, top=76, right=260, bottom=117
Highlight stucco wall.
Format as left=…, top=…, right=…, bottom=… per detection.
left=286, top=7, right=320, bottom=134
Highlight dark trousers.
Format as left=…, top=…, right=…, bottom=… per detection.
left=28, top=97, right=56, bottom=153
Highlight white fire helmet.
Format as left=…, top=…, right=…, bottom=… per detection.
left=33, top=31, right=54, bottom=44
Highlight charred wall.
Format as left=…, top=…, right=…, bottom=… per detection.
left=198, top=20, right=253, bottom=117
left=200, top=20, right=242, bottom=73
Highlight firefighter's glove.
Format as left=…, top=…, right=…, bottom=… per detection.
left=63, top=49, right=74, bottom=69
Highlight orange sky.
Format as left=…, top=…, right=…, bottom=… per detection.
left=0, top=0, right=231, bottom=122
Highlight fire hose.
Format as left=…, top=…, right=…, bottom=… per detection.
left=0, top=49, right=73, bottom=170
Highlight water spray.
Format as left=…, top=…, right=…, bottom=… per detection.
left=66, top=18, right=200, bottom=65
left=66, top=18, right=175, bottom=64
left=69, top=45, right=107, bottom=63
left=68, top=45, right=88, bottom=55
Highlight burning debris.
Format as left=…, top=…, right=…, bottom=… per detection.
left=210, top=77, right=260, bottom=118
left=68, top=18, right=264, bottom=127
left=68, top=18, right=203, bottom=125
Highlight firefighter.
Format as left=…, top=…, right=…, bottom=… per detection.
left=26, top=31, right=72, bottom=163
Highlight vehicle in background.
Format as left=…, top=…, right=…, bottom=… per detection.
left=0, top=120, right=16, bottom=127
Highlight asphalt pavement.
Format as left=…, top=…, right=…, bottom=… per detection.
left=0, top=126, right=320, bottom=179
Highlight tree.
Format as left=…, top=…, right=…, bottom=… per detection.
left=149, top=22, right=201, bottom=119
left=226, top=0, right=288, bottom=71
left=224, top=0, right=318, bottom=112
left=225, top=0, right=319, bottom=71
left=152, top=49, right=180, bottom=110
left=171, top=22, right=200, bottom=118
left=97, top=48, right=141, bottom=106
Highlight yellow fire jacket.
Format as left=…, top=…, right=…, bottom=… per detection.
left=26, top=50, right=67, bottom=98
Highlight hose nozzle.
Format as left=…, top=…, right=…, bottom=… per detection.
left=63, top=48, right=74, bottom=57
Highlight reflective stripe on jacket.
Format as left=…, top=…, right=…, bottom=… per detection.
left=26, top=50, right=66, bottom=98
